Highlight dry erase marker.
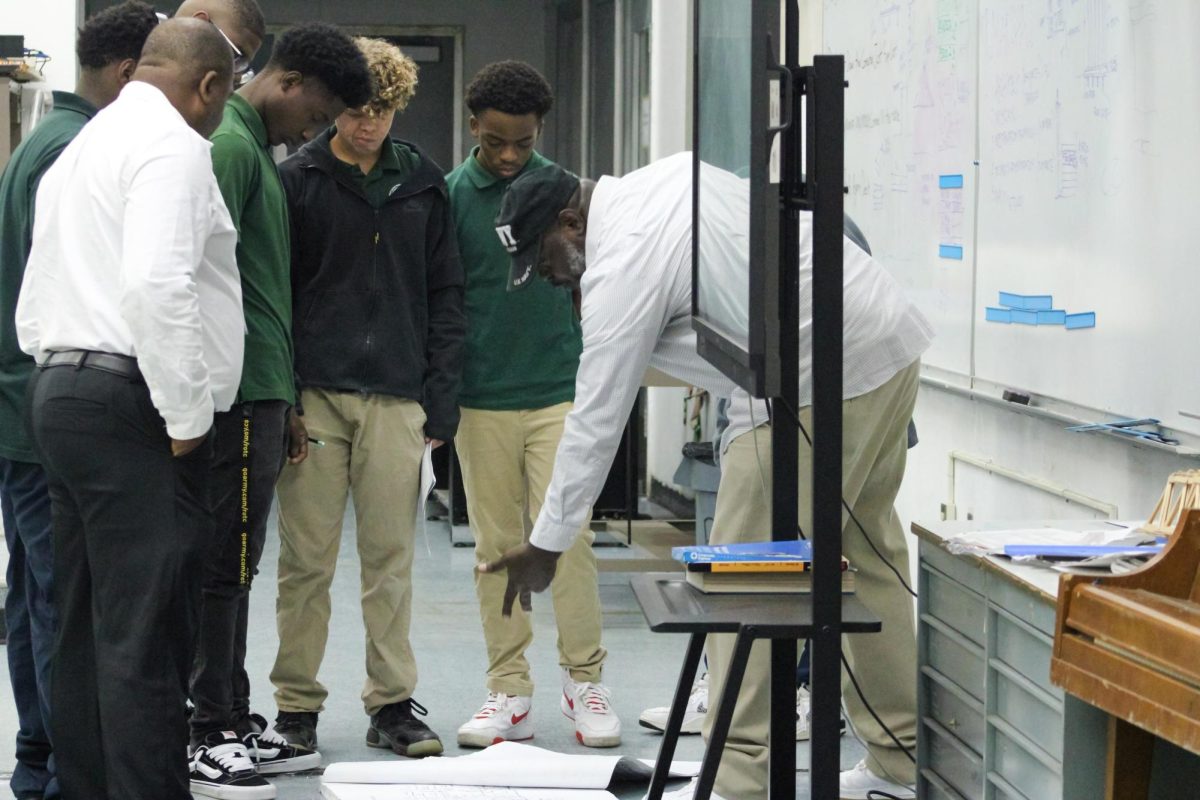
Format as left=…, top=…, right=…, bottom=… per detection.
left=309, top=438, right=325, bottom=448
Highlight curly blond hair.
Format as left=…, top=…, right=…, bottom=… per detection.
left=354, top=37, right=419, bottom=116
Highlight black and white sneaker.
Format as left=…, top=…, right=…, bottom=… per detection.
left=243, top=713, right=321, bottom=774
left=189, top=731, right=276, bottom=799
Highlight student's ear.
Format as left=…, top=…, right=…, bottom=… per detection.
left=468, top=114, right=480, bottom=137
left=280, top=70, right=303, bottom=93
left=116, top=57, right=138, bottom=86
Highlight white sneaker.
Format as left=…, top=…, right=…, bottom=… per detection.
left=641, top=777, right=729, bottom=800
left=561, top=670, right=621, bottom=747
left=638, top=674, right=708, bottom=735
left=838, top=759, right=915, bottom=799
left=456, top=692, right=533, bottom=748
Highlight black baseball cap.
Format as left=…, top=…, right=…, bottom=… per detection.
left=494, top=164, right=581, bottom=291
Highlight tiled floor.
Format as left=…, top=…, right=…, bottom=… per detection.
left=1, top=506, right=865, bottom=799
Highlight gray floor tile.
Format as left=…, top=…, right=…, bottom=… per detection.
left=1, top=505, right=866, bottom=799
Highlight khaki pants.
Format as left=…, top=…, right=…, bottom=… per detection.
left=270, top=388, right=426, bottom=716
left=704, top=361, right=921, bottom=799
left=456, top=402, right=606, bottom=697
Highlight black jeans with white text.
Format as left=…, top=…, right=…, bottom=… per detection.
left=189, top=399, right=289, bottom=743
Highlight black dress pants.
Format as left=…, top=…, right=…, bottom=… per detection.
left=31, top=364, right=212, bottom=800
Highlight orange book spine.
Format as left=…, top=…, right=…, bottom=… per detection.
left=704, top=561, right=811, bottom=573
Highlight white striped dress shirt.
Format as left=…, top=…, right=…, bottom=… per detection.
left=529, top=152, right=932, bottom=552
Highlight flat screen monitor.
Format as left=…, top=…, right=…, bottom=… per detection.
left=691, top=0, right=782, bottom=398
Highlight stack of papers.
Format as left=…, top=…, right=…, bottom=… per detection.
left=944, top=522, right=1162, bottom=573
left=321, top=742, right=700, bottom=800
left=944, top=523, right=1150, bottom=557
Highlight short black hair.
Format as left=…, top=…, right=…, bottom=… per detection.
left=466, top=60, right=554, bottom=119
left=76, top=0, right=159, bottom=70
left=266, top=23, right=372, bottom=109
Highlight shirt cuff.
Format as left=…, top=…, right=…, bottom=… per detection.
left=529, top=518, right=582, bottom=553
left=161, top=400, right=215, bottom=441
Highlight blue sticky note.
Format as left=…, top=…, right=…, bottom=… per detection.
left=998, top=292, right=1053, bottom=310
left=1065, top=312, right=1096, bottom=330
left=1011, top=309, right=1038, bottom=325
left=985, top=307, right=1012, bottom=323
left=939, top=174, right=964, bottom=188
left=1037, top=309, right=1066, bottom=325
left=939, top=244, right=964, bottom=259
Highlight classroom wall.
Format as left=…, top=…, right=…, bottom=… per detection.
left=265, top=0, right=548, bottom=168
left=83, top=0, right=550, bottom=167
left=643, top=0, right=694, bottom=507
left=5, top=0, right=80, bottom=92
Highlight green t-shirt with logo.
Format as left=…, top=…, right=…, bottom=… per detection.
left=445, top=149, right=581, bottom=410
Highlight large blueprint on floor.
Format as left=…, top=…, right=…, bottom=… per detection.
left=321, top=741, right=699, bottom=799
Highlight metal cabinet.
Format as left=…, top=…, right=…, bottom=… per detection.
left=916, top=542, right=1108, bottom=800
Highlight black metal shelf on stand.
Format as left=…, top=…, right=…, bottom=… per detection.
left=634, top=574, right=881, bottom=800
left=668, top=0, right=860, bottom=795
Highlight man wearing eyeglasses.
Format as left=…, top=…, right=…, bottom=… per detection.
left=185, top=23, right=373, bottom=800
left=174, top=0, right=266, bottom=76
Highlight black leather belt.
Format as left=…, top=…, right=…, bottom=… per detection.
left=41, top=350, right=142, bottom=381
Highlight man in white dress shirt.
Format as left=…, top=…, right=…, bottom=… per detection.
left=15, top=19, right=243, bottom=800
left=480, top=153, right=933, bottom=800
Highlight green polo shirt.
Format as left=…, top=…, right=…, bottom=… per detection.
left=446, top=149, right=581, bottom=410
left=211, top=93, right=295, bottom=404
left=0, top=91, right=97, bottom=462
left=328, top=128, right=418, bottom=208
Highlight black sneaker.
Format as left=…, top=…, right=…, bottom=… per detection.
left=243, top=713, right=321, bottom=775
left=273, top=711, right=318, bottom=750
left=366, top=698, right=444, bottom=757
left=425, top=492, right=450, bottom=521
left=189, top=731, right=275, bottom=799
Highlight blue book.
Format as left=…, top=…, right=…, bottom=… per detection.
left=672, top=539, right=813, bottom=564
left=1002, top=544, right=1162, bottom=558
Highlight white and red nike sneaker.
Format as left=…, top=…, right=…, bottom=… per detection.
left=561, top=669, right=621, bottom=748
left=456, top=692, right=534, bottom=748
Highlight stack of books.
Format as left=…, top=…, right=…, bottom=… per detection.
left=671, top=539, right=854, bottom=594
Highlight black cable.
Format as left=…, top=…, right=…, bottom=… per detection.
left=771, top=397, right=917, bottom=599
left=842, top=651, right=916, bottom=763
left=764, top=395, right=918, bottom=767
left=763, top=393, right=912, bottom=767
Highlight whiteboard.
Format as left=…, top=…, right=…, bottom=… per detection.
left=823, top=0, right=1200, bottom=431
left=825, top=0, right=978, bottom=377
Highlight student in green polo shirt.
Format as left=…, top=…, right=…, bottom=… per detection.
left=0, top=5, right=160, bottom=798
left=445, top=60, right=621, bottom=751
left=187, top=23, right=371, bottom=800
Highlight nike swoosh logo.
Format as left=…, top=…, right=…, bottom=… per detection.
left=511, top=711, right=529, bottom=725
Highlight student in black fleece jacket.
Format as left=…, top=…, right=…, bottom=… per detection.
left=269, top=36, right=465, bottom=759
